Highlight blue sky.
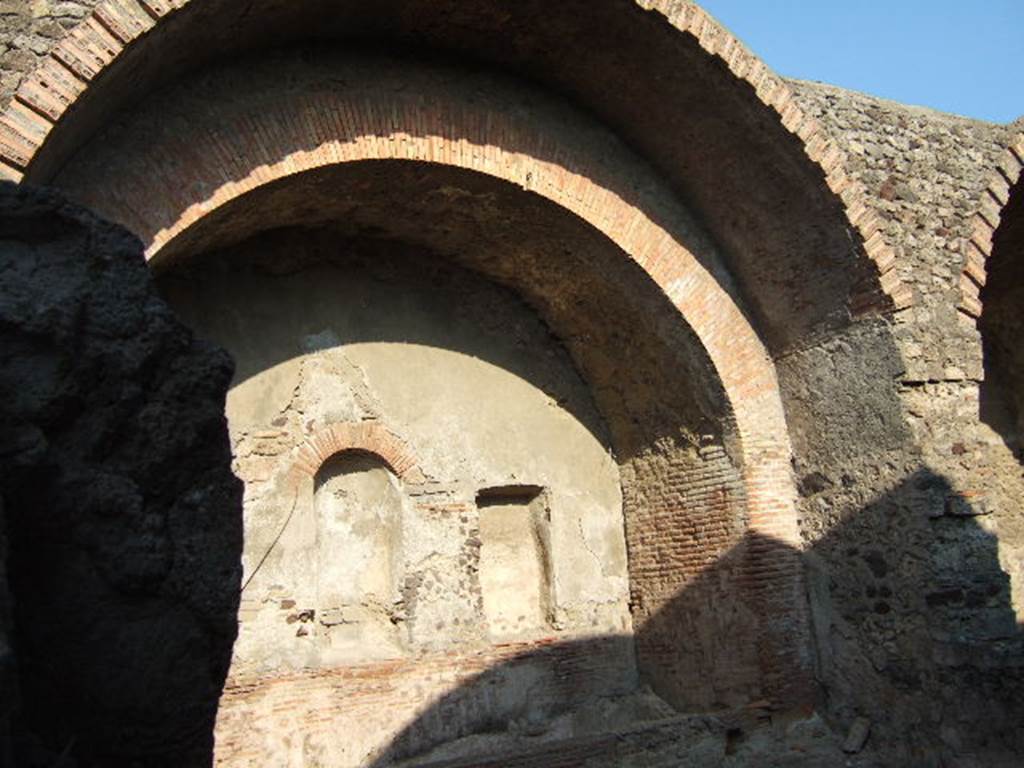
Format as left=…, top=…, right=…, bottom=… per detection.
left=698, top=1, right=1023, bottom=124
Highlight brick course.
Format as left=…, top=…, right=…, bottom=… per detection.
left=0, top=0, right=907, bottom=315
left=958, top=132, right=1024, bottom=320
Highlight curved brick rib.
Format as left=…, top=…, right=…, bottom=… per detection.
left=0, top=0, right=908, bottom=314
left=291, top=422, right=425, bottom=485
left=61, top=76, right=799, bottom=547
left=54, top=72, right=812, bottom=703
left=958, top=131, right=1024, bottom=321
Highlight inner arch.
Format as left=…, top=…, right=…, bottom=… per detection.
left=44, top=41, right=814, bottom=763
left=54, top=51, right=802, bottom=555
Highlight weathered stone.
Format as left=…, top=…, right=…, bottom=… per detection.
left=0, top=182, right=242, bottom=766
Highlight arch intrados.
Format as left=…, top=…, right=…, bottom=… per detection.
left=155, top=169, right=728, bottom=461
left=57, top=54, right=799, bottom=552
left=976, top=168, right=1024, bottom=457
left=1, top=0, right=908, bottom=342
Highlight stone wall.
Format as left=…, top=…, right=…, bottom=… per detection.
left=795, top=81, right=1024, bottom=613
left=0, top=182, right=241, bottom=766
left=785, top=82, right=1024, bottom=765
left=787, top=79, right=1016, bottom=380
left=0, top=0, right=97, bottom=107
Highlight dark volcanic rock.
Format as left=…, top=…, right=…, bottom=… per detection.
left=0, top=183, right=242, bottom=767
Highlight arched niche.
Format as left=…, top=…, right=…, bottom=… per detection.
left=66, top=48, right=813, bottom=724
left=475, top=485, right=553, bottom=641
left=231, top=423, right=422, bottom=675
left=312, top=451, right=406, bottom=658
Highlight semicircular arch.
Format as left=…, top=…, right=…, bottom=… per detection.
left=0, top=0, right=908, bottom=326
left=54, top=53, right=800, bottom=557
left=291, top=421, right=427, bottom=487
left=973, top=140, right=1024, bottom=459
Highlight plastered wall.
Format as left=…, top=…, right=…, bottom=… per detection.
left=159, top=233, right=637, bottom=764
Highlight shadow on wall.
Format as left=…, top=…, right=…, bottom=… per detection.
left=6, top=398, right=1023, bottom=766
left=802, top=469, right=1024, bottom=766
left=155, top=226, right=616, bottom=445
left=0, top=182, right=243, bottom=768
left=360, top=469, right=1024, bottom=768
left=152, top=181, right=733, bottom=459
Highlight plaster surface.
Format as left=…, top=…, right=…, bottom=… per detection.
left=159, top=232, right=637, bottom=764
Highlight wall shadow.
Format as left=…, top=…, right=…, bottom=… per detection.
left=0, top=181, right=243, bottom=768
left=356, top=468, right=1024, bottom=768
left=155, top=214, right=730, bottom=465
left=156, top=227, right=614, bottom=449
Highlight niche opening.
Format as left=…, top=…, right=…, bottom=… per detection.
left=476, top=486, right=552, bottom=640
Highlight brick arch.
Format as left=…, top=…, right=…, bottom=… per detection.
left=972, top=137, right=1024, bottom=459
left=958, top=132, right=1024, bottom=321
left=0, top=0, right=907, bottom=313
left=290, top=421, right=427, bottom=487
left=52, top=58, right=814, bottom=701
left=242, top=420, right=424, bottom=594
left=54, top=61, right=800, bottom=551
left=4, top=2, right=841, bottom=706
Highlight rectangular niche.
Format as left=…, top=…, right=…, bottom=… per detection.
left=476, top=486, right=552, bottom=640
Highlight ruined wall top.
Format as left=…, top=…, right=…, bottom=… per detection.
left=788, top=78, right=1021, bottom=381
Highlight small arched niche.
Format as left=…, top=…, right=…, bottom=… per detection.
left=313, top=451, right=406, bottom=660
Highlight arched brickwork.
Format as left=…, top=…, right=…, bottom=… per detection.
left=53, top=55, right=813, bottom=705
left=975, top=151, right=1024, bottom=457
left=0, top=0, right=907, bottom=318
left=958, top=131, right=1024, bottom=320
left=0, top=0, right=895, bottom=712
left=290, top=421, right=426, bottom=486
left=242, top=421, right=425, bottom=598
left=54, top=58, right=799, bottom=557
